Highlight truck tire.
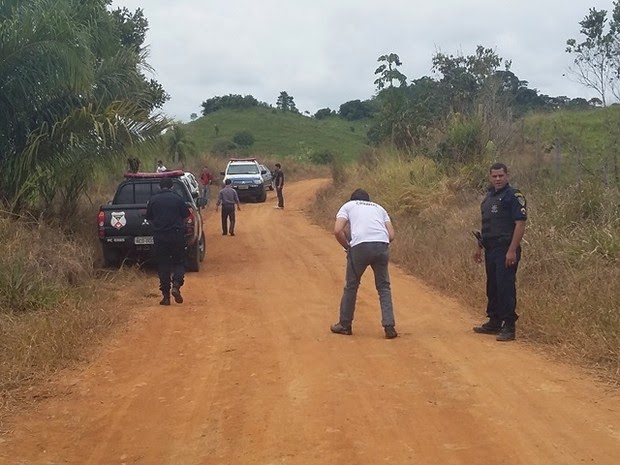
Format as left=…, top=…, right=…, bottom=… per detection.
left=186, top=241, right=200, bottom=272
left=257, top=188, right=267, bottom=203
left=199, top=232, right=206, bottom=262
left=102, top=246, right=119, bottom=268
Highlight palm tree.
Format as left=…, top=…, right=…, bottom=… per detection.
left=0, top=0, right=169, bottom=213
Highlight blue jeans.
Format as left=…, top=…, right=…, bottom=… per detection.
left=338, top=242, right=395, bottom=327
left=485, top=246, right=521, bottom=324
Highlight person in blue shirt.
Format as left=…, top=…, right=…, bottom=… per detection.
left=145, top=177, right=189, bottom=305
left=473, top=163, right=527, bottom=341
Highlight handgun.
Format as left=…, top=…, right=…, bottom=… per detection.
left=472, top=230, right=484, bottom=249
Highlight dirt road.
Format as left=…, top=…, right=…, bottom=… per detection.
left=1, top=179, right=618, bottom=464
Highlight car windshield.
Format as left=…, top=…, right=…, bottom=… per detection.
left=114, top=179, right=190, bottom=204
left=228, top=164, right=259, bottom=175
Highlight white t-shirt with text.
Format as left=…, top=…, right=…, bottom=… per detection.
left=336, top=200, right=391, bottom=247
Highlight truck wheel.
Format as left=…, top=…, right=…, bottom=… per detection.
left=102, top=247, right=119, bottom=268
left=186, top=242, right=200, bottom=272
left=257, top=188, right=267, bottom=203
left=199, top=232, right=206, bottom=262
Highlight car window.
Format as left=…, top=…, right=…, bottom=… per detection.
left=228, top=164, right=259, bottom=175
left=114, top=179, right=190, bottom=204
left=114, top=182, right=156, bottom=204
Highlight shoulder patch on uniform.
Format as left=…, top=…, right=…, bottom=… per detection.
left=514, top=191, right=526, bottom=207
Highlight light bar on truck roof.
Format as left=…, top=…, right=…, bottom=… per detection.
left=124, top=170, right=185, bottom=179
left=228, top=157, right=256, bottom=162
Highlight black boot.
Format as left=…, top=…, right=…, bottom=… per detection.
left=330, top=323, right=352, bottom=335
left=473, top=318, right=502, bottom=334
left=171, top=286, right=183, bottom=304
left=496, top=322, right=516, bottom=341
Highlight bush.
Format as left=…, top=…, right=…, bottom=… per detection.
left=232, top=130, right=255, bottom=148
left=211, top=139, right=238, bottom=156
left=309, top=149, right=334, bottom=165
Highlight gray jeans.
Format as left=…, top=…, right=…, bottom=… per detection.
left=338, top=241, right=395, bottom=327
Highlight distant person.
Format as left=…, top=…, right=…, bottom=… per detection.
left=273, top=163, right=284, bottom=209
left=472, top=162, right=527, bottom=342
left=127, top=157, right=140, bottom=173
left=330, top=188, right=398, bottom=339
left=214, top=124, right=219, bottom=136
left=156, top=160, right=167, bottom=173
left=145, top=177, right=189, bottom=306
left=199, top=166, right=213, bottom=206
left=216, top=179, right=241, bottom=236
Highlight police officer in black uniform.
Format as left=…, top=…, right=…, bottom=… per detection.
left=473, top=163, right=527, bottom=341
left=145, top=177, right=189, bottom=305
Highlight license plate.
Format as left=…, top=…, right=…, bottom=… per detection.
left=237, top=185, right=249, bottom=189
left=134, top=236, right=154, bottom=245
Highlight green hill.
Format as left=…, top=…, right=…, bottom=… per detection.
left=183, top=107, right=370, bottom=161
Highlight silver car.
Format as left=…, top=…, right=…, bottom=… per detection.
left=259, top=164, right=274, bottom=190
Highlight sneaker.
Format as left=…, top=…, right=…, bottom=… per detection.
left=330, top=323, right=352, bottom=335
left=496, top=325, right=516, bottom=342
left=230, top=232, right=235, bottom=236
left=159, top=296, right=171, bottom=306
left=473, top=319, right=502, bottom=334
left=222, top=232, right=227, bottom=235
left=384, top=326, right=398, bottom=339
left=171, top=287, right=183, bottom=304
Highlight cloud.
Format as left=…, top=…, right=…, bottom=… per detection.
left=113, top=0, right=613, bottom=120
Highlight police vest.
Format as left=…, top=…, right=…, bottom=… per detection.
left=481, top=186, right=518, bottom=248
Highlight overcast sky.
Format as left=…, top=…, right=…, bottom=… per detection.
left=112, top=0, right=613, bottom=121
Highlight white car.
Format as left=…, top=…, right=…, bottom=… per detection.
left=259, top=164, right=274, bottom=190
left=181, top=172, right=200, bottom=199
left=221, top=158, right=268, bottom=202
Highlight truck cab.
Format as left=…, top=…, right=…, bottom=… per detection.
left=98, top=170, right=206, bottom=271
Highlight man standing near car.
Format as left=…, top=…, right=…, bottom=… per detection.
left=199, top=166, right=213, bottom=207
left=145, top=177, right=189, bottom=306
left=216, top=179, right=241, bottom=236
left=273, top=163, right=284, bottom=209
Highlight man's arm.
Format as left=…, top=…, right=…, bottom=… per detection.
left=145, top=201, right=153, bottom=220
left=334, top=217, right=350, bottom=249
left=505, top=220, right=526, bottom=266
left=385, top=221, right=395, bottom=243
left=508, top=220, right=526, bottom=253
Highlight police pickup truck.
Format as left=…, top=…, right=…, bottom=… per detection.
left=97, top=170, right=206, bottom=271
left=220, top=158, right=269, bottom=202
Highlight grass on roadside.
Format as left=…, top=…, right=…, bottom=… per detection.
left=308, top=151, right=620, bottom=383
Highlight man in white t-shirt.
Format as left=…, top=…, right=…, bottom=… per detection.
left=330, top=188, right=398, bottom=339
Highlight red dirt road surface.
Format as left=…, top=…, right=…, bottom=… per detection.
left=0, top=179, right=618, bottom=464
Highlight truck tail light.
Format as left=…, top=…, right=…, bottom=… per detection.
left=185, top=208, right=195, bottom=236
left=98, top=211, right=105, bottom=238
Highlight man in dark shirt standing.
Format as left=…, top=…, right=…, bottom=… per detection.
left=473, top=163, right=527, bottom=341
left=273, top=163, right=284, bottom=209
left=145, top=177, right=190, bottom=306
left=216, top=179, right=241, bottom=236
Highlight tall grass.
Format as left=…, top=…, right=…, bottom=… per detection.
left=0, top=213, right=137, bottom=425
left=308, top=151, right=620, bottom=382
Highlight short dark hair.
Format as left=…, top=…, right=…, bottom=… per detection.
left=350, top=188, right=370, bottom=201
left=275, top=163, right=281, bottom=168
left=225, top=178, right=232, bottom=185
left=490, top=162, right=508, bottom=173
left=160, top=177, right=173, bottom=189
